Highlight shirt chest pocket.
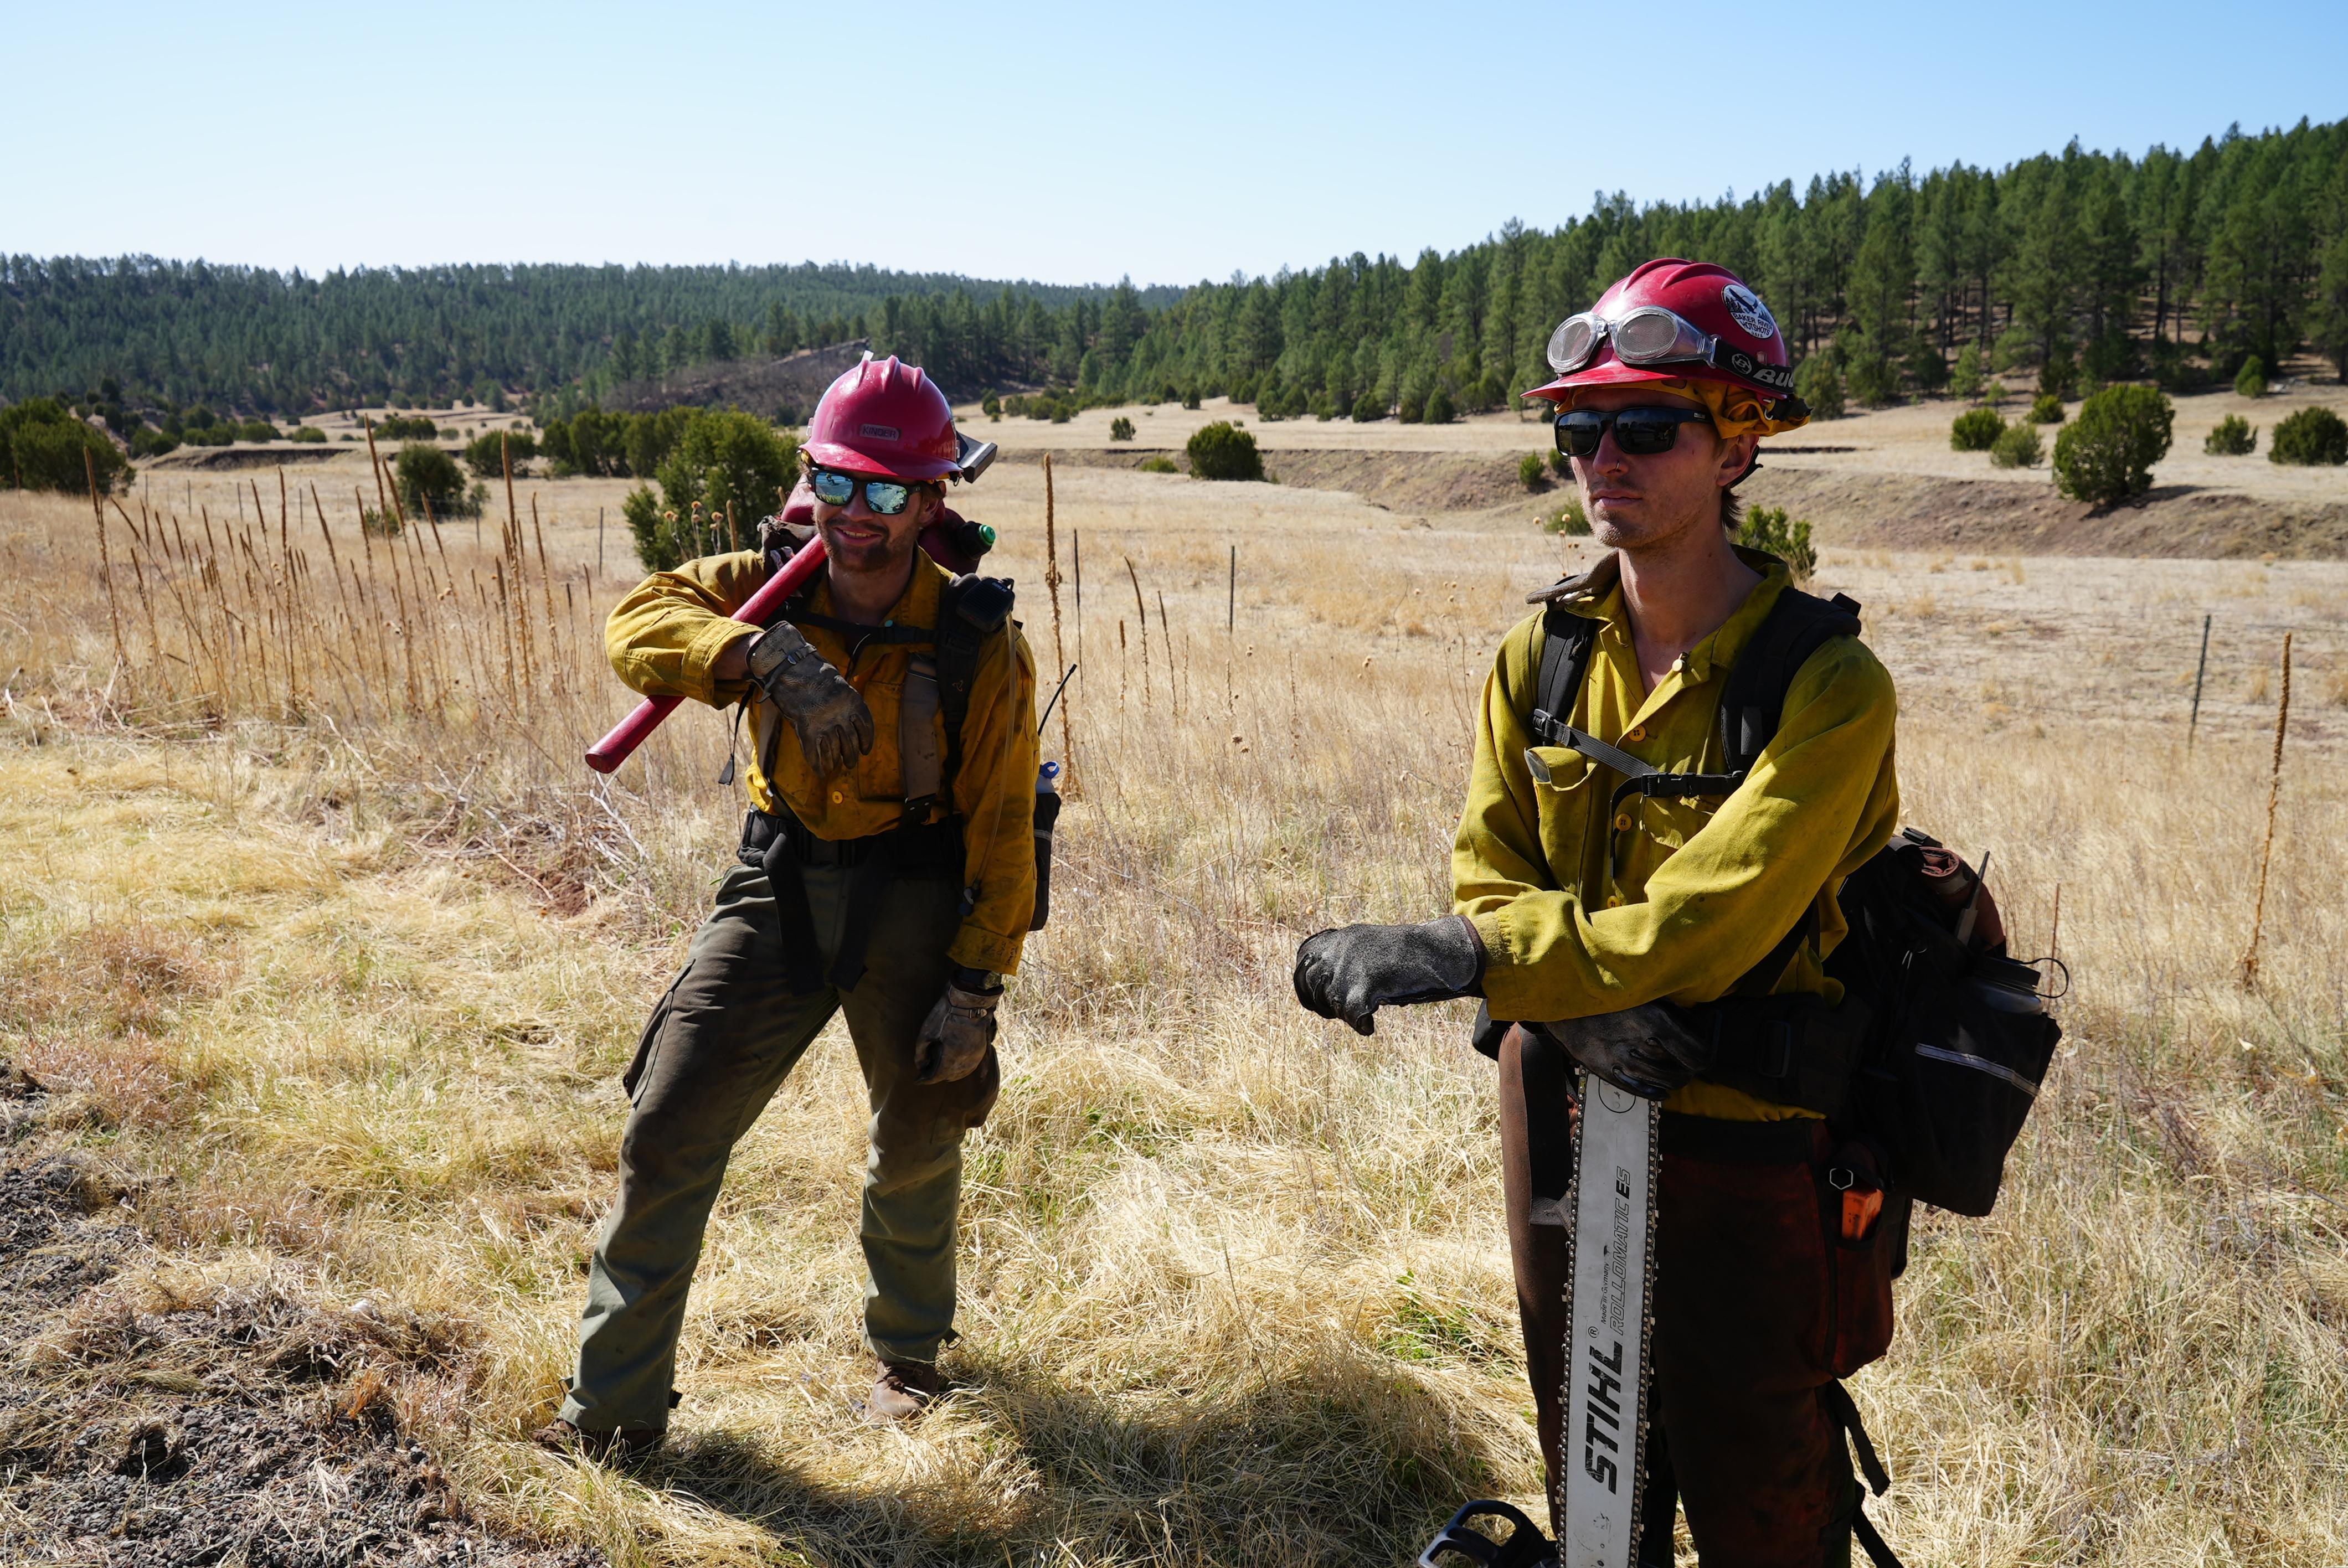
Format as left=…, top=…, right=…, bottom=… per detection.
left=1524, top=746, right=1603, bottom=874
left=853, top=658, right=949, bottom=805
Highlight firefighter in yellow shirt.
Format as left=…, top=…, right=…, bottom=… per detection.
left=1295, top=264, right=1902, bottom=1565
left=542, top=357, right=1038, bottom=1453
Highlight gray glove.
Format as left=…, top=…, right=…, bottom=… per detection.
left=915, top=971, right=1001, bottom=1084
left=1546, top=1004, right=1714, bottom=1100
left=1293, top=915, right=1484, bottom=1036
left=744, top=621, right=874, bottom=778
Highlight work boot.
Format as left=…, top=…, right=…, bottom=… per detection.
left=864, top=1359, right=941, bottom=1424
left=529, top=1417, right=663, bottom=1463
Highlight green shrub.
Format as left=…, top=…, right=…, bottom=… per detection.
left=1424, top=388, right=1456, bottom=425
left=1737, top=504, right=1816, bottom=580
left=394, top=442, right=470, bottom=519
left=1351, top=391, right=1385, bottom=422
left=1982, top=380, right=2010, bottom=408
left=1990, top=422, right=2043, bottom=468
left=1109, top=416, right=1135, bottom=441
left=1186, top=421, right=1263, bottom=482
left=237, top=419, right=281, bottom=442
left=291, top=425, right=327, bottom=444
left=129, top=427, right=178, bottom=459
left=2027, top=393, right=2064, bottom=424
left=1549, top=448, right=1572, bottom=477
left=1518, top=452, right=1547, bottom=490
left=1537, top=494, right=1589, bottom=535
left=2052, top=385, right=2174, bottom=503
left=622, top=487, right=673, bottom=566
left=1950, top=409, right=2005, bottom=451
left=2205, top=415, right=2257, bottom=456
left=0, top=399, right=132, bottom=493
left=464, top=429, right=538, bottom=476
left=1397, top=391, right=1425, bottom=424
left=1139, top=456, right=1180, bottom=474
left=1181, top=386, right=1202, bottom=411
left=2233, top=355, right=2268, bottom=399
left=2268, top=406, right=2348, bottom=466
left=375, top=413, right=437, bottom=440
left=1794, top=355, right=1844, bottom=419
left=1949, top=342, right=1985, bottom=401
left=981, top=392, right=1002, bottom=420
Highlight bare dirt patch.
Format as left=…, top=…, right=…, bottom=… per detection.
left=0, top=1077, right=598, bottom=1568
left=144, top=447, right=348, bottom=472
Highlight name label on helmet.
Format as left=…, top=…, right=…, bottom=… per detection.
left=858, top=422, right=902, bottom=441
left=1722, top=351, right=1795, bottom=392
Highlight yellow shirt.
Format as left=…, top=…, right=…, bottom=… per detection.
left=1454, top=549, right=1900, bottom=1120
left=606, top=549, right=1039, bottom=975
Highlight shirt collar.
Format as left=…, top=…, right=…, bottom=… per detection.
left=1542, top=546, right=1793, bottom=686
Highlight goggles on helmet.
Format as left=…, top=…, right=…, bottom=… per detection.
left=809, top=466, right=926, bottom=515
left=1546, top=307, right=1796, bottom=395
left=1553, top=405, right=1714, bottom=460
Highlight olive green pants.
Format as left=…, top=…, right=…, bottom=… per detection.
left=559, top=863, right=1000, bottom=1435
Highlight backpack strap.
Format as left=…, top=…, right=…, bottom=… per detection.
left=1526, top=601, right=1600, bottom=749
left=936, top=572, right=1016, bottom=795
left=1716, top=587, right=1863, bottom=770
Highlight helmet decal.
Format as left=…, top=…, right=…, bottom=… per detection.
left=858, top=423, right=902, bottom=440
left=1722, top=283, right=1777, bottom=341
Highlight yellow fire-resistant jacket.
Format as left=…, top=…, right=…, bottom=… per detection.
left=607, top=550, right=1039, bottom=976
left=1454, top=549, right=1900, bottom=1121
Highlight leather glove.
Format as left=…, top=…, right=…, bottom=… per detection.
left=1293, top=915, right=1484, bottom=1036
left=744, top=621, right=875, bottom=778
left=915, top=968, right=1001, bottom=1084
left=1546, top=1004, right=1714, bottom=1100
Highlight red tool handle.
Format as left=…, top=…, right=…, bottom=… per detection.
left=584, top=535, right=832, bottom=773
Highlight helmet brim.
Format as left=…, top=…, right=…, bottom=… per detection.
left=1521, top=362, right=1699, bottom=403
left=801, top=440, right=964, bottom=482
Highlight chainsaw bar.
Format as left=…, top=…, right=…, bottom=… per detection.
left=1558, top=1073, right=1662, bottom=1568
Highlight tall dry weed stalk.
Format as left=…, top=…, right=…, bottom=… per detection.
left=2238, top=632, right=2293, bottom=987
left=4, top=463, right=2346, bottom=1567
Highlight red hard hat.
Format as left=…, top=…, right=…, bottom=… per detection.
left=1523, top=259, right=1800, bottom=412
left=804, top=353, right=990, bottom=483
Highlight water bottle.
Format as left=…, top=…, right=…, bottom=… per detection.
left=1030, top=762, right=1062, bottom=931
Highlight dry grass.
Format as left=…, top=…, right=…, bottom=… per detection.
left=3, top=460, right=2346, bottom=1566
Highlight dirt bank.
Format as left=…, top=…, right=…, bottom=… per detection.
left=1000, top=443, right=2348, bottom=557
left=1741, top=466, right=2348, bottom=559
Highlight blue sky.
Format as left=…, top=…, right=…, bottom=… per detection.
left=11, top=1, right=2343, bottom=287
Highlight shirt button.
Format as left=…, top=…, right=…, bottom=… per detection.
left=1627, top=725, right=1646, bottom=742
left=1605, top=893, right=1624, bottom=908
left=1613, top=812, right=1633, bottom=832
left=830, top=790, right=843, bottom=804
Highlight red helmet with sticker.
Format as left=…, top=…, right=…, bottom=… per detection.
left=1522, top=259, right=1803, bottom=412
left=804, top=353, right=992, bottom=483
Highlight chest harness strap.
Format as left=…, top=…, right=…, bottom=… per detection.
left=737, top=570, right=1017, bottom=996
left=1507, top=581, right=1871, bottom=1109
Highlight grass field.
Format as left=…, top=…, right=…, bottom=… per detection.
left=3, top=444, right=2345, bottom=1566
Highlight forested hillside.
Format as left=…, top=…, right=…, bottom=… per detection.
left=7, top=117, right=2343, bottom=424
left=0, top=260, right=1179, bottom=417
left=908, top=117, right=2347, bottom=421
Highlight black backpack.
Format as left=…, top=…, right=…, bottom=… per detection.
left=1503, top=569, right=2060, bottom=1216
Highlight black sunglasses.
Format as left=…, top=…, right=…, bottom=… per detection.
left=1553, top=405, right=1714, bottom=459
left=809, top=466, right=927, bottom=515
